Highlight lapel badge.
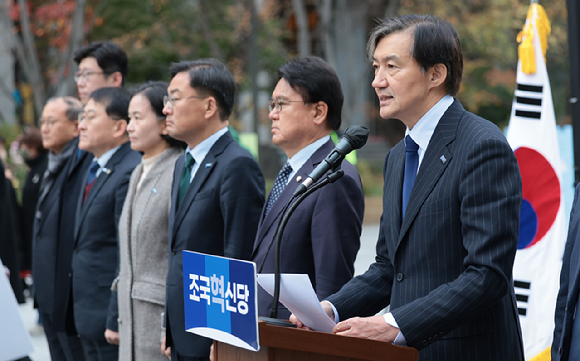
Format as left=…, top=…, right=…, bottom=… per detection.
left=151, top=188, right=158, bottom=194
left=103, top=168, right=112, bottom=175
left=296, top=176, right=302, bottom=182
left=440, top=155, right=447, bottom=164
left=205, top=163, right=212, bottom=168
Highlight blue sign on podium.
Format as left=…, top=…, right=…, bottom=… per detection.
left=182, top=251, right=259, bottom=351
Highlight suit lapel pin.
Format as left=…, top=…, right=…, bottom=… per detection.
left=296, top=176, right=302, bottom=182
left=205, top=163, right=212, bottom=168
left=103, top=168, right=112, bottom=175
left=151, top=188, right=158, bottom=194
left=440, top=155, right=447, bottom=163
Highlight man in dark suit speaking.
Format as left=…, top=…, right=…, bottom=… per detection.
left=161, top=59, right=265, bottom=361
left=291, top=15, right=525, bottom=361
left=252, top=56, right=364, bottom=320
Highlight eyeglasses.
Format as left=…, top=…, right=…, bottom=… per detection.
left=163, top=95, right=207, bottom=109
left=39, top=118, right=63, bottom=128
left=78, top=112, right=96, bottom=123
left=73, top=71, right=107, bottom=83
left=268, top=99, right=305, bottom=112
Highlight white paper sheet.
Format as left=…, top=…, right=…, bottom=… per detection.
left=257, top=274, right=336, bottom=332
left=0, top=261, right=34, bottom=361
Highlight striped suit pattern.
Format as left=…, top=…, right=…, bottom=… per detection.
left=327, top=100, right=525, bottom=361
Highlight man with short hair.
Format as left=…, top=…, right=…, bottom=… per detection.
left=161, top=59, right=264, bottom=361
left=53, top=41, right=129, bottom=343
left=252, top=56, right=364, bottom=320
left=33, top=96, right=85, bottom=361
left=73, top=41, right=128, bottom=104
left=71, top=87, right=140, bottom=361
left=291, top=15, right=524, bottom=361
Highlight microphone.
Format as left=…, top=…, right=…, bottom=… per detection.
left=293, top=125, right=369, bottom=197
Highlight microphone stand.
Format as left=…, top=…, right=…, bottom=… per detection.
left=259, top=168, right=345, bottom=326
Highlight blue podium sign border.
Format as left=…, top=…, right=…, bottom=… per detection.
left=182, top=250, right=260, bottom=352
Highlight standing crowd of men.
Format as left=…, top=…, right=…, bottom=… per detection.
left=6, top=12, right=580, bottom=361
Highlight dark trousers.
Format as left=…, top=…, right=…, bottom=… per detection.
left=170, top=346, right=209, bottom=361
left=80, top=338, right=118, bottom=361
left=42, top=312, right=85, bottom=361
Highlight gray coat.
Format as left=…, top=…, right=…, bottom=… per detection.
left=115, top=147, right=181, bottom=361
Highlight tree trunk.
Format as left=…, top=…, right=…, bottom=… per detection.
left=17, top=0, right=45, bottom=116
left=55, top=0, right=87, bottom=97
left=329, top=0, right=370, bottom=127
left=292, top=0, right=310, bottom=57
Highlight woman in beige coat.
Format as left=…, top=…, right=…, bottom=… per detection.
left=115, top=81, right=185, bottom=361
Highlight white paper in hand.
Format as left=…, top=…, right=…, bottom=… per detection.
left=257, top=274, right=336, bottom=332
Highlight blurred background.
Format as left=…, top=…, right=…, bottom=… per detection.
left=0, top=0, right=571, bottom=196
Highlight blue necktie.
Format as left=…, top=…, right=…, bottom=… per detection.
left=86, top=161, right=99, bottom=185
left=265, top=162, right=292, bottom=217
left=402, top=135, right=419, bottom=218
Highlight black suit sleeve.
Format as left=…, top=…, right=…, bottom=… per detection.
left=552, top=184, right=580, bottom=358
left=310, top=170, right=363, bottom=300
left=327, top=152, right=395, bottom=318
left=106, top=169, right=133, bottom=332
left=219, top=156, right=264, bottom=260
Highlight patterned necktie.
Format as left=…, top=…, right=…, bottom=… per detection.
left=402, top=135, right=419, bottom=218
left=265, top=162, right=293, bottom=217
left=86, top=161, right=100, bottom=185
left=178, top=153, right=195, bottom=208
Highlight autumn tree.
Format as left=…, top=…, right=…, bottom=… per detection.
left=0, top=0, right=105, bottom=120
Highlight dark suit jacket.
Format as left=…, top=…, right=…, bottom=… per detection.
left=252, top=139, right=364, bottom=319
left=71, top=142, right=140, bottom=341
left=20, top=152, right=48, bottom=272
left=0, top=158, right=25, bottom=303
left=553, top=184, right=580, bottom=361
left=327, top=100, right=524, bottom=361
left=32, top=147, right=74, bottom=313
left=53, top=142, right=92, bottom=334
left=165, top=131, right=264, bottom=358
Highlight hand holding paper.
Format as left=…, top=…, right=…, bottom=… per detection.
left=257, top=274, right=336, bottom=332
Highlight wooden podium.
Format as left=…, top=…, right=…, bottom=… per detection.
left=214, top=321, right=419, bottom=361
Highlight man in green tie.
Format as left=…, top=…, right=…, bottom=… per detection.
left=161, top=59, right=265, bottom=361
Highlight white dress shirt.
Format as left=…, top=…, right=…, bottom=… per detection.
left=185, top=127, right=229, bottom=183
left=93, top=145, right=122, bottom=178
left=286, top=135, right=330, bottom=183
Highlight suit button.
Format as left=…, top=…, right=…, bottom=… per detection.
left=172, top=249, right=176, bottom=256
left=559, top=347, right=563, bottom=355
left=68, top=273, right=72, bottom=278
left=565, top=307, right=568, bottom=313
left=422, top=340, right=428, bottom=346
left=395, top=273, right=404, bottom=282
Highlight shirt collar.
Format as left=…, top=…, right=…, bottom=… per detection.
left=287, top=135, right=330, bottom=180
left=406, top=94, right=454, bottom=152
left=185, top=126, right=229, bottom=165
left=93, top=144, right=122, bottom=169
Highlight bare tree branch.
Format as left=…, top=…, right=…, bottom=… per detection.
left=85, top=0, right=110, bottom=36
left=198, top=0, right=225, bottom=61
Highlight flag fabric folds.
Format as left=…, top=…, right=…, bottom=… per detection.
left=506, top=3, right=566, bottom=361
